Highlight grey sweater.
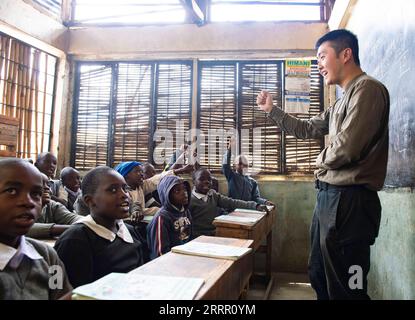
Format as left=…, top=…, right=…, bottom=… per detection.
left=188, top=189, right=257, bottom=238
left=27, top=200, right=82, bottom=239
left=0, top=237, right=72, bottom=300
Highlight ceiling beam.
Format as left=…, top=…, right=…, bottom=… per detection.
left=180, top=0, right=207, bottom=26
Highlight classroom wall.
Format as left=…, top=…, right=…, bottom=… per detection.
left=340, top=0, right=415, bottom=300
left=68, top=22, right=327, bottom=60
left=217, top=177, right=316, bottom=273
left=0, top=0, right=67, bottom=51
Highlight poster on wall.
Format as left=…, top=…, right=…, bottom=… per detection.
left=285, top=59, right=312, bottom=114
left=285, top=95, right=310, bottom=114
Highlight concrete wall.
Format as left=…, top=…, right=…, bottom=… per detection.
left=0, top=0, right=67, bottom=52
left=217, top=176, right=316, bottom=273
left=369, top=189, right=415, bottom=299
left=68, top=22, right=327, bottom=60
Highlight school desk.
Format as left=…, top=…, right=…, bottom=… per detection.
left=212, top=208, right=276, bottom=299
left=129, top=235, right=254, bottom=300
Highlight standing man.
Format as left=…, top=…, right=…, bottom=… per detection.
left=257, top=29, right=390, bottom=299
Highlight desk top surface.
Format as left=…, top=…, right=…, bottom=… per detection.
left=129, top=235, right=253, bottom=299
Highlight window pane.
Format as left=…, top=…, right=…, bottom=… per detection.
left=198, top=62, right=237, bottom=170
left=211, top=0, right=321, bottom=22
left=73, top=64, right=112, bottom=170
left=74, top=0, right=185, bottom=24
left=154, top=62, right=192, bottom=168
left=113, top=63, right=152, bottom=165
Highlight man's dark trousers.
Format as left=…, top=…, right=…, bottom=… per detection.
left=308, top=181, right=381, bottom=300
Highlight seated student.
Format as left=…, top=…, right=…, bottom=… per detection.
left=147, top=176, right=192, bottom=260
left=54, top=166, right=147, bottom=288
left=222, top=137, right=274, bottom=206
left=34, top=152, right=64, bottom=204
left=58, top=167, right=81, bottom=212
left=115, top=161, right=194, bottom=219
left=0, top=158, right=71, bottom=299
left=27, top=173, right=82, bottom=239
left=141, top=162, right=161, bottom=207
left=189, top=168, right=268, bottom=238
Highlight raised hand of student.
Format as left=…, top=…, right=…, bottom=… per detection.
left=256, top=90, right=274, bottom=113
left=174, top=163, right=194, bottom=175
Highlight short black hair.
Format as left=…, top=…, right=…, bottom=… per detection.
left=60, top=166, right=79, bottom=182
left=35, top=152, right=56, bottom=163
left=0, top=158, right=33, bottom=173
left=81, top=166, right=114, bottom=196
left=192, top=167, right=210, bottom=181
left=315, top=29, right=360, bottom=66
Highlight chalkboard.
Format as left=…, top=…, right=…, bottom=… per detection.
left=353, top=4, right=415, bottom=188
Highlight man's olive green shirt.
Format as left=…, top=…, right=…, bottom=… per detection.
left=268, top=73, right=390, bottom=191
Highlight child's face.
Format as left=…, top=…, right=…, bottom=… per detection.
left=142, top=165, right=156, bottom=180
left=41, top=174, right=51, bottom=206
left=235, top=161, right=248, bottom=175
left=36, top=154, right=57, bottom=178
left=193, top=170, right=212, bottom=195
left=86, top=171, right=131, bottom=220
left=125, top=165, right=143, bottom=189
left=0, top=164, right=43, bottom=242
left=170, top=182, right=188, bottom=207
left=63, top=171, right=81, bottom=192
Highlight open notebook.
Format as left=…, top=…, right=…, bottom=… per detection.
left=171, top=241, right=252, bottom=261
left=214, top=214, right=262, bottom=225
left=72, top=273, right=204, bottom=300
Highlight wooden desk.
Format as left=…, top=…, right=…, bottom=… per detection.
left=129, top=236, right=253, bottom=300
left=213, top=209, right=276, bottom=299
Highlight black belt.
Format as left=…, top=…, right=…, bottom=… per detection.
left=314, top=180, right=363, bottom=191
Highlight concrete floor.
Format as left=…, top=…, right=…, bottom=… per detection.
left=247, top=272, right=316, bottom=300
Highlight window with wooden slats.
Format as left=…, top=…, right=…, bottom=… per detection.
left=197, top=62, right=237, bottom=171
left=197, top=59, right=323, bottom=174
left=113, top=63, right=153, bottom=166
left=72, top=61, right=192, bottom=171
left=33, top=0, right=62, bottom=17
left=154, top=62, right=192, bottom=168
left=0, top=32, right=57, bottom=160
left=73, top=64, right=112, bottom=170
left=284, top=61, right=324, bottom=174
left=239, top=62, right=283, bottom=173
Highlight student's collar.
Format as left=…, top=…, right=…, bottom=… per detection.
left=171, top=204, right=185, bottom=213
left=64, top=186, right=81, bottom=197
left=76, top=215, right=134, bottom=243
left=0, top=236, right=43, bottom=271
left=192, top=188, right=213, bottom=202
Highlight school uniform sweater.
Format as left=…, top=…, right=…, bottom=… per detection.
left=188, top=189, right=258, bottom=238
left=27, top=200, right=82, bottom=239
left=222, top=150, right=268, bottom=205
left=147, top=176, right=192, bottom=260
left=0, top=237, right=72, bottom=300
left=54, top=217, right=146, bottom=288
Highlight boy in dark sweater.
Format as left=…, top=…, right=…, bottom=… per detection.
left=0, top=158, right=71, bottom=299
left=27, top=173, right=82, bottom=239
left=189, top=168, right=268, bottom=238
left=58, top=166, right=81, bottom=212
left=54, top=166, right=147, bottom=288
left=147, top=175, right=192, bottom=260
left=222, top=137, right=274, bottom=206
